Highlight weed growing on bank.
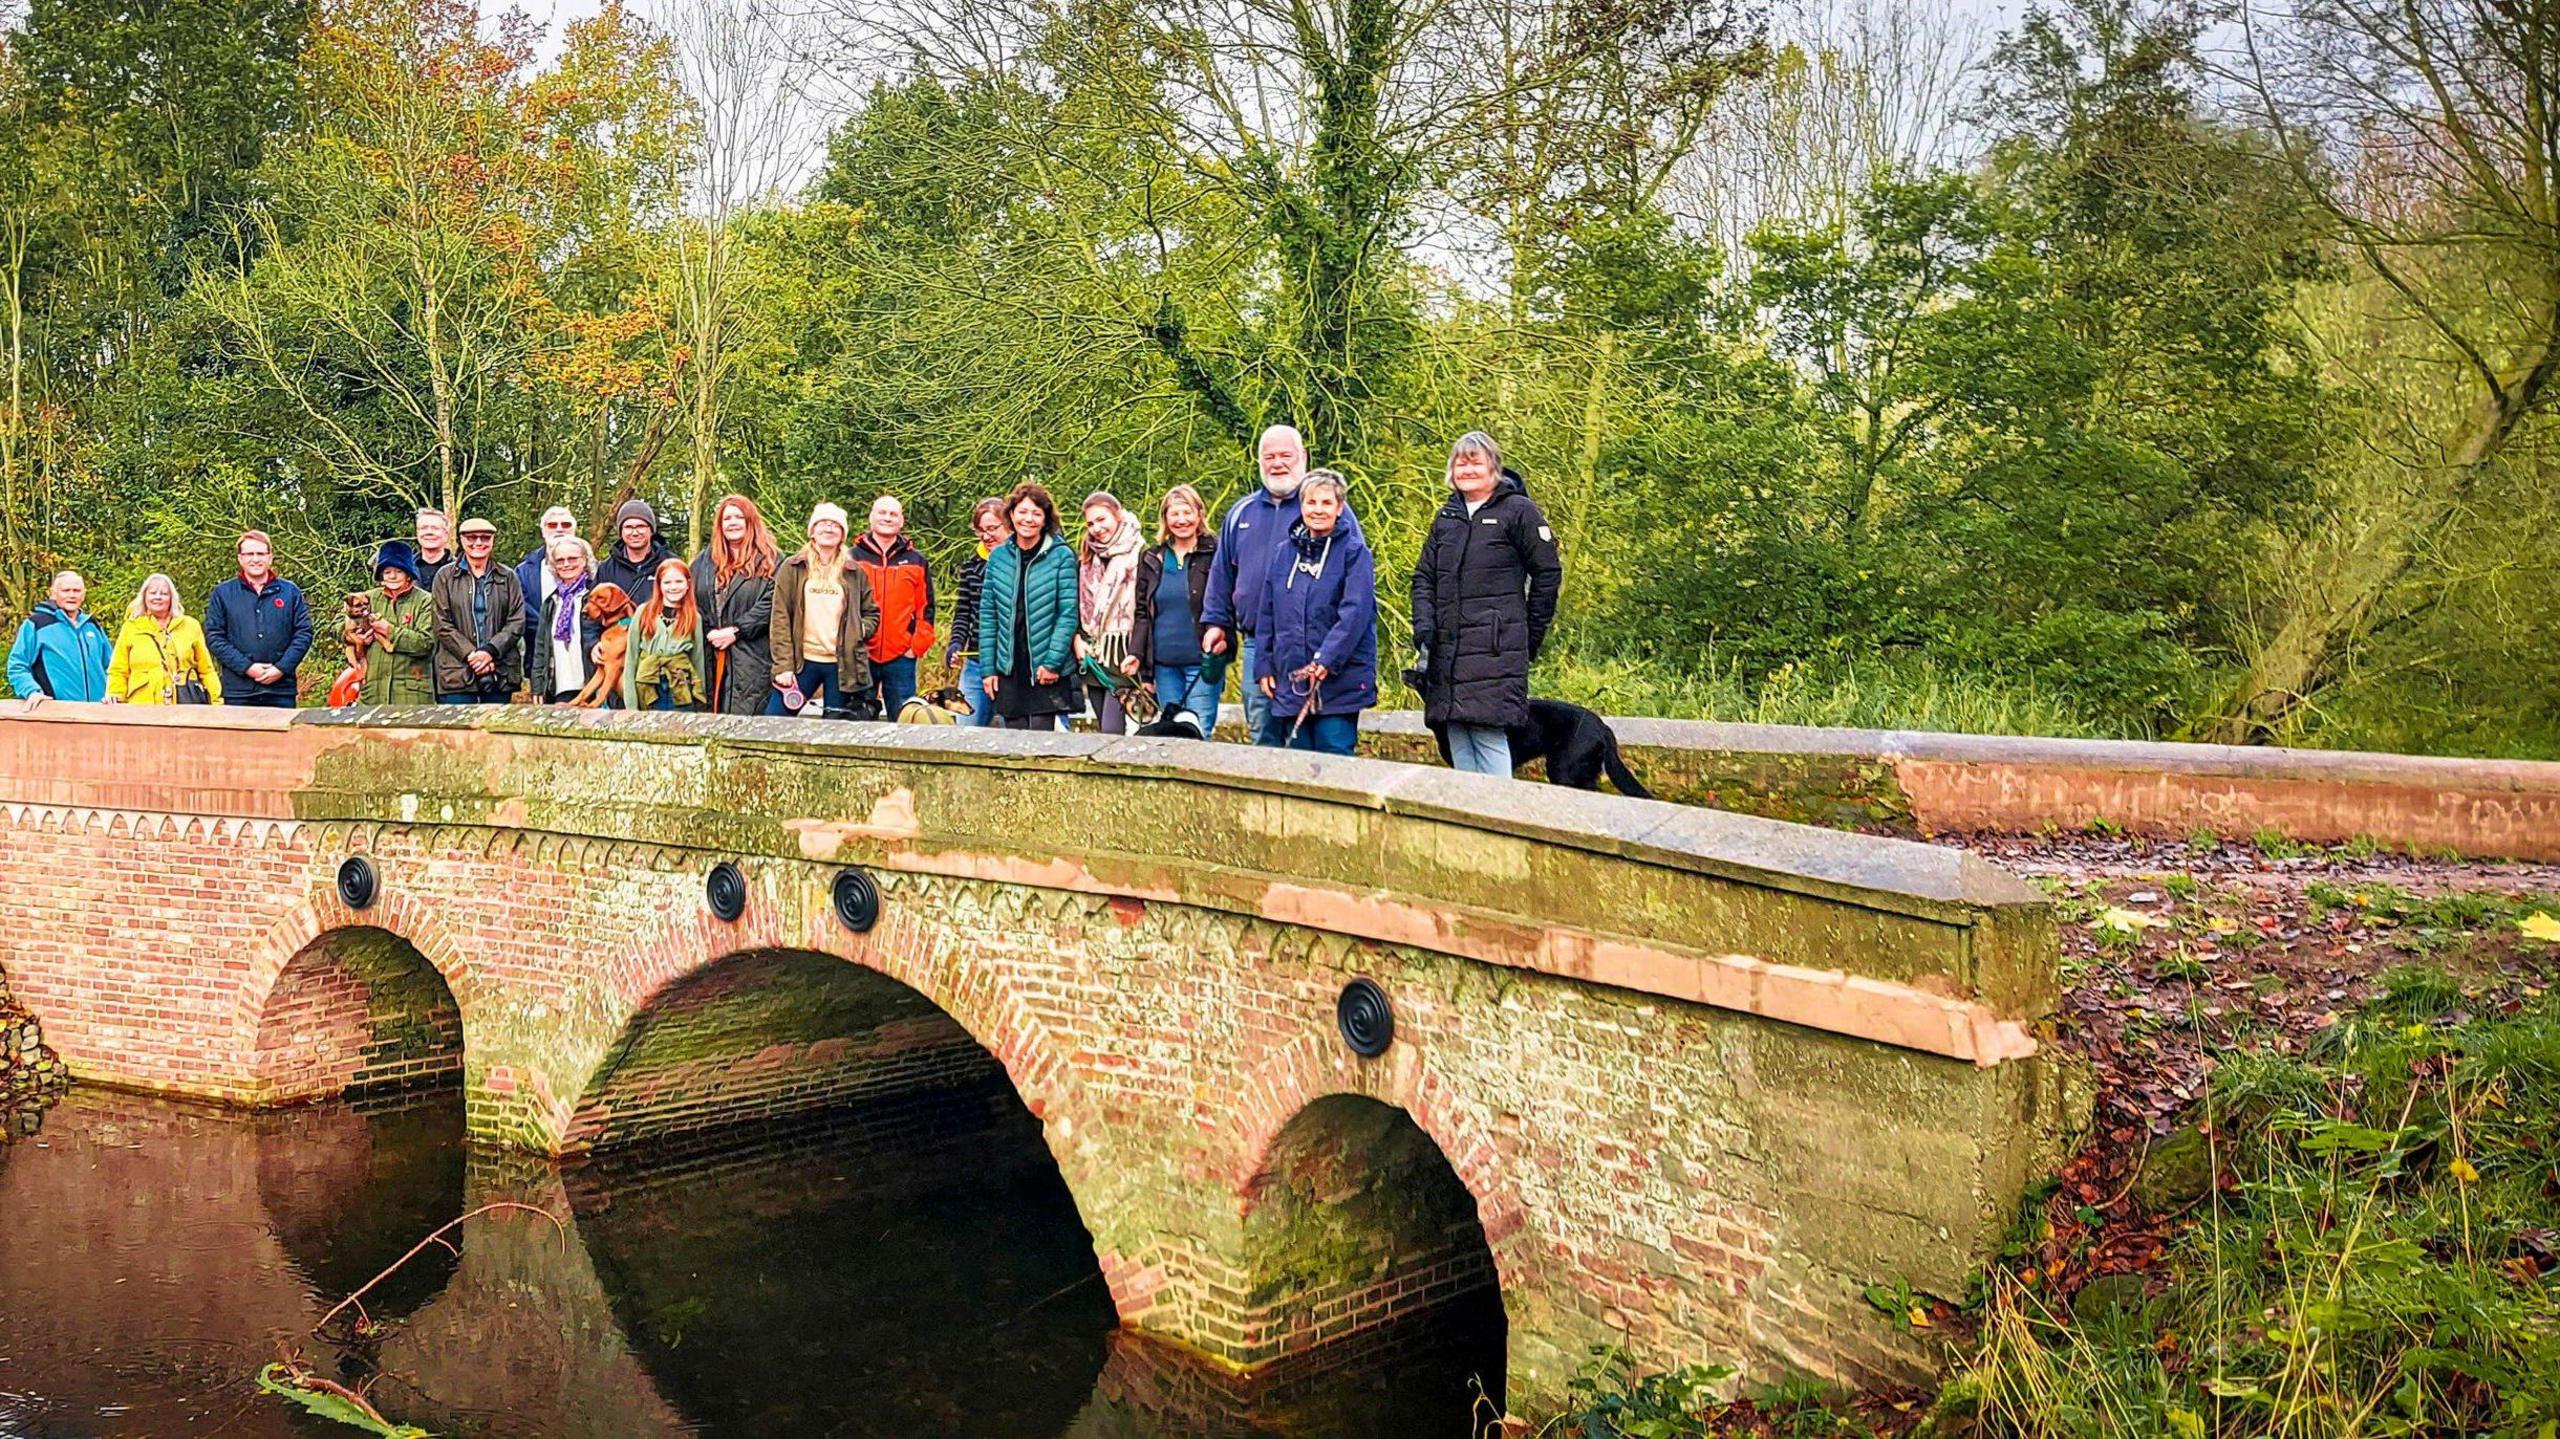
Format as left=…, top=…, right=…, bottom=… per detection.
left=1546, top=974, right=2560, bottom=1438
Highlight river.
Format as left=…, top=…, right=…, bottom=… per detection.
left=0, top=1082, right=1505, bottom=1437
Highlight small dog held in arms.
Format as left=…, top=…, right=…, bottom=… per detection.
left=570, top=584, right=636, bottom=709
left=1430, top=698, right=1651, bottom=797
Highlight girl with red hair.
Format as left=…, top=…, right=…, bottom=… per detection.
left=622, top=555, right=707, bottom=710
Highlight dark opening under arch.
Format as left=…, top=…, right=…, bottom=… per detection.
left=1238, top=1093, right=1509, bottom=1422
left=252, top=926, right=462, bottom=1104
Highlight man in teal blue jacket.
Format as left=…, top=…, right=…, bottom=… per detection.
left=8, top=571, right=113, bottom=702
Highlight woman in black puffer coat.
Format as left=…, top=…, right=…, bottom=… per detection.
left=1410, top=431, right=1563, bottom=776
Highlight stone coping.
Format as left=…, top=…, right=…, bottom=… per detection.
left=1358, top=709, right=2560, bottom=790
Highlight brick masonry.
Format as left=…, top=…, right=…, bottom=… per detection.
left=0, top=706, right=2076, bottom=1411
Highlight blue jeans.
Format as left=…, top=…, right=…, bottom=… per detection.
left=1257, top=709, right=1358, bottom=756
left=1235, top=634, right=1266, bottom=742
left=226, top=692, right=297, bottom=709
left=437, top=692, right=505, bottom=705
left=768, top=659, right=846, bottom=717
left=1152, top=664, right=1221, bottom=733
left=959, top=657, right=994, bottom=726
left=1444, top=722, right=1513, bottom=776
left=868, top=655, right=917, bottom=718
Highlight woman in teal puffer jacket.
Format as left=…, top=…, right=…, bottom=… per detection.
left=977, top=481, right=1081, bottom=730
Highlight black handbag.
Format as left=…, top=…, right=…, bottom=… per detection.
left=150, top=629, right=211, bottom=705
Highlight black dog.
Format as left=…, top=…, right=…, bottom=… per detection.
left=1135, top=704, right=1207, bottom=739
left=1431, top=699, right=1651, bottom=797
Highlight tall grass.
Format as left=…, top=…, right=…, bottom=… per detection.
left=1514, top=652, right=2136, bottom=740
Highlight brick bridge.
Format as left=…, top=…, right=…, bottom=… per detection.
left=0, top=704, right=2074, bottom=1409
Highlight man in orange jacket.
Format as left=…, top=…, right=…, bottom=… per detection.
left=853, top=494, right=937, bottom=718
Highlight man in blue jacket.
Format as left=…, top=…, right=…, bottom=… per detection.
left=7, top=571, right=113, bottom=701
left=1200, top=423, right=1308, bottom=744
left=203, top=530, right=313, bottom=707
left=516, top=505, right=581, bottom=616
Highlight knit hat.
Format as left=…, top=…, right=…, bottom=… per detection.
left=808, top=502, right=850, bottom=535
left=372, top=540, right=419, bottom=582
left=615, top=499, right=657, bottom=532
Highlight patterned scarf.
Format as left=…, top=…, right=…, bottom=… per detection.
left=553, top=572, right=591, bottom=645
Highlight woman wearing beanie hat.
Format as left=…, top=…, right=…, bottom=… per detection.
left=350, top=539, right=436, bottom=706
left=769, top=501, right=880, bottom=717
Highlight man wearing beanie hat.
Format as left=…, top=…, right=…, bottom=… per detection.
left=598, top=498, right=674, bottom=607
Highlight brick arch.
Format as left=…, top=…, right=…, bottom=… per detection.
left=237, top=887, right=475, bottom=1106
left=563, top=865, right=1137, bottom=1311
left=1227, top=1029, right=1541, bottom=1300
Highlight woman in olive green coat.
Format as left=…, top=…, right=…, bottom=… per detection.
left=356, top=540, right=437, bottom=706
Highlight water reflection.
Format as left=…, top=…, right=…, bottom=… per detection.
left=0, top=1086, right=1502, bottom=1438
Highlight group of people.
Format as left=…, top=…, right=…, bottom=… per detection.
left=5, top=424, right=1563, bottom=773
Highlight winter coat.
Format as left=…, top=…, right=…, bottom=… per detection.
left=203, top=575, right=314, bottom=704
left=429, top=560, right=528, bottom=697
left=107, top=613, right=222, bottom=705
left=1252, top=517, right=1378, bottom=718
left=528, top=587, right=607, bottom=702
left=946, top=548, right=989, bottom=663
left=8, top=602, right=113, bottom=701
left=596, top=538, right=674, bottom=609
left=977, top=533, right=1080, bottom=682
left=355, top=585, right=437, bottom=707
left=770, top=550, right=881, bottom=683
left=853, top=532, right=936, bottom=664
left=1201, top=484, right=1301, bottom=637
left=1410, top=469, right=1563, bottom=729
left=1077, top=506, right=1144, bottom=642
left=1130, top=536, right=1218, bottom=673
left=691, top=551, right=776, bottom=715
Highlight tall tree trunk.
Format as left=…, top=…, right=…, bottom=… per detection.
left=2210, top=329, right=2560, bottom=742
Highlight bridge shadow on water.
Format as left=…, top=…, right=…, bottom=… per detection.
left=0, top=1076, right=1504, bottom=1438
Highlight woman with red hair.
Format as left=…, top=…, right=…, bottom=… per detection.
left=691, top=493, right=780, bottom=714
left=621, top=556, right=707, bottom=710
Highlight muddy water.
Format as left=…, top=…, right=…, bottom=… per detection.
left=0, top=1084, right=1503, bottom=1438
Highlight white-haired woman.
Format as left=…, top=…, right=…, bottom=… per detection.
left=107, top=573, right=222, bottom=705
left=1410, top=430, right=1563, bottom=777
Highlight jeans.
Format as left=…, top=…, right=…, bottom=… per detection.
left=868, top=654, right=917, bottom=719
left=1151, top=663, right=1221, bottom=733
left=1235, top=634, right=1266, bottom=742
left=1257, top=708, right=1358, bottom=756
left=1444, top=722, right=1513, bottom=776
left=437, top=692, right=505, bottom=706
left=645, top=679, right=697, bottom=712
left=227, top=692, right=297, bottom=709
left=768, top=659, right=845, bottom=717
left=959, top=657, right=994, bottom=726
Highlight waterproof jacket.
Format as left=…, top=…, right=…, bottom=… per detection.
left=597, top=538, right=674, bottom=608
left=1130, top=536, right=1218, bottom=673
left=770, top=551, right=881, bottom=683
left=1252, top=517, right=1378, bottom=718
left=946, top=548, right=989, bottom=662
left=429, top=560, right=528, bottom=697
left=853, top=532, right=936, bottom=664
left=355, top=585, right=437, bottom=706
left=692, top=550, right=777, bottom=715
left=9, top=602, right=113, bottom=701
left=1410, top=469, right=1563, bottom=729
left=107, top=613, right=222, bottom=705
left=203, top=575, right=314, bottom=704
left=529, top=587, right=607, bottom=702
left=516, top=545, right=562, bottom=617
left=1201, top=484, right=1301, bottom=637
left=977, top=533, right=1080, bottom=681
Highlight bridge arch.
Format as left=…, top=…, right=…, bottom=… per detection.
left=240, top=890, right=472, bottom=1107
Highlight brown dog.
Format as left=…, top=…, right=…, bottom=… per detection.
left=340, top=591, right=377, bottom=669
left=571, top=584, right=636, bottom=708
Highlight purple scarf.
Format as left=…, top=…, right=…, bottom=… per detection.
left=553, top=572, right=591, bottom=645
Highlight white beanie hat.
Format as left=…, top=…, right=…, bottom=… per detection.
left=808, top=502, right=850, bottom=535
